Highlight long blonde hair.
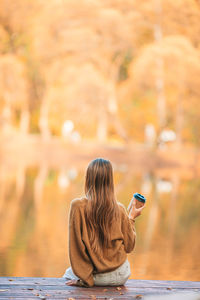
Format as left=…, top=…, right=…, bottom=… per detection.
left=85, top=158, right=120, bottom=255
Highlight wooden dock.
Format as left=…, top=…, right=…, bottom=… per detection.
left=0, top=277, right=200, bottom=299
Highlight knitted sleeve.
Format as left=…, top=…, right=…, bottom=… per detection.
left=120, top=204, right=136, bottom=253
left=68, top=200, right=94, bottom=287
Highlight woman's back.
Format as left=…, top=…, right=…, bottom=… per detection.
left=84, top=158, right=120, bottom=254
left=64, top=158, right=145, bottom=287
left=68, top=196, right=136, bottom=287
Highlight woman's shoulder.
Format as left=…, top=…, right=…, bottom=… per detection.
left=70, top=197, right=88, bottom=209
left=117, top=201, right=128, bottom=215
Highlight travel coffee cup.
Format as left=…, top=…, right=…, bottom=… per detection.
left=128, top=193, right=146, bottom=211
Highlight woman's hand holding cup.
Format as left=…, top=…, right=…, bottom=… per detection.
left=128, top=196, right=145, bottom=220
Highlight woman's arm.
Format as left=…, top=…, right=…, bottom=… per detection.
left=120, top=200, right=145, bottom=253
left=120, top=204, right=136, bottom=253
left=128, top=197, right=145, bottom=220
left=68, top=200, right=94, bottom=287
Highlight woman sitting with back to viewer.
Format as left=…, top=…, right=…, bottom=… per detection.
left=63, top=158, right=145, bottom=287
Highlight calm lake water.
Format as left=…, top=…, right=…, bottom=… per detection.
left=0, top=161, right=200, bottom=281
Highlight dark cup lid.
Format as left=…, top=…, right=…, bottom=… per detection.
left=133, top=193, right=146, bottom=203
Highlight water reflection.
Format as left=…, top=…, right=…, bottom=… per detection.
left=0, top=162, right=200, bottom=281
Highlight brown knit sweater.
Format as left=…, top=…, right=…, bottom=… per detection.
left=68, top=197, right=136, bottom=287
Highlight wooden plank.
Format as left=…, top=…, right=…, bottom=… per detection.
left=126, top=279, right=200, bottom=289
left=0, top=293, right=200, bottom=300
left=0, top=277, right=200, bottom=300
left=1, top=277, right=200, bottom=288
left=0, top=278, right=64, bottom=285
left=0, top=288, right=199, bottom=295
left=0, top=288, right=200, bottom=298
left=1, top=284, right=200, bottom=293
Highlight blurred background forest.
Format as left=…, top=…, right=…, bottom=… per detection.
left=1, top=0, right=200, bottom=144
left=0, top=0, right=200, bottom=281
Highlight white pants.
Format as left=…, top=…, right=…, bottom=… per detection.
left=63, top=258, right=131, bottom=286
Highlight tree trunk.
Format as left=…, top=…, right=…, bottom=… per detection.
left=19, top=109, right=30, bottom=134
left=107, top=82, right=128, bottom=142
left=175, top=94, right=184, bottom=147
left=39, top=101, right=51, bottom=140
left=16, top=165, right=26, bottom=201
left=154, top=0, right=167, bottom=135
left=1, top=104, right=12, bottom=135
left=97, top=108, right=108, bottom=142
